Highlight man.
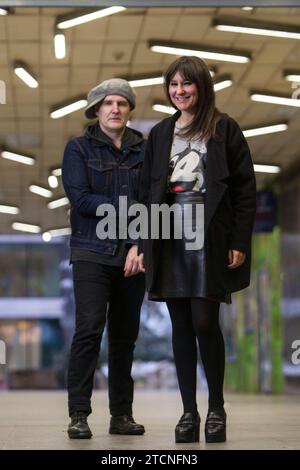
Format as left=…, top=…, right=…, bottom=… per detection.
left=62, top=78, right=145, bottom=439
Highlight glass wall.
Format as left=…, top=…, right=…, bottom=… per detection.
left=0, top=243, right=61, bottom=297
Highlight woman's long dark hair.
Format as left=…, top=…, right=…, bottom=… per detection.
left=164, top=56, right=221, bottom=143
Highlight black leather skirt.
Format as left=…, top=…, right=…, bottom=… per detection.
left=149, top=192, right=208, bottom=300
left=149, top=192, right=231, bottom=303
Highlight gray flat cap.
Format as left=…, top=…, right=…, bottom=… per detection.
left=84, top=78, right=136, bottom=119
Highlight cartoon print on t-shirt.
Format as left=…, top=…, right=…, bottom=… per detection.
left=168, top=144, right=206, bottom=193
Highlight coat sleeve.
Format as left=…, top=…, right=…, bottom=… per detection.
left=137, top=129, right=154, bottom=253
left=138, top=129, right=153, bottom=207
left=62, top=139, right=114, bottom=218
left=226, top=118, right=256, bottom=253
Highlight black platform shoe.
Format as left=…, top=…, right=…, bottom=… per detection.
left=205, top=409, right=226, bottom=443
left=68, top=412, right=92, bottom=439
left=175, top=412, right=200, bottom=443
left=109, top=415, right=145, bottom=435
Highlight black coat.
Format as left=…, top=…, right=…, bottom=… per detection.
left=139, top=111, right=256, bottom=298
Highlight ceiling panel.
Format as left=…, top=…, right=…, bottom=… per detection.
left=0, top=6, right=300, bottom=234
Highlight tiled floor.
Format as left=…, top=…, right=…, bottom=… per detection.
left=0, top=390, right=299, bottom=450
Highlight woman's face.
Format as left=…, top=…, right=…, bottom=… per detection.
left=168, top=71, right=198, bottom=114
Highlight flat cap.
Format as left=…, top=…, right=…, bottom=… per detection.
left=84, top=78, right=136, bottom=119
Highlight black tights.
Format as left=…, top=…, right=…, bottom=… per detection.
left=167, top=298, right=225, bottom=415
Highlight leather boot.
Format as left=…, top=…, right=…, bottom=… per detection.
left=68, top=412, right=92, bottom=439
left=109, top=415, right=145, bottom=435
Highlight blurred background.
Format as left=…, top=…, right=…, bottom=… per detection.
left=0, top=3, right=300, bottom=395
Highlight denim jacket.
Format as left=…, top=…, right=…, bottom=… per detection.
left=62, top=123, right=146, bottom=255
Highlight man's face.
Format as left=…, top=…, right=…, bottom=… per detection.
left=95, top=94, right=131, bottom=133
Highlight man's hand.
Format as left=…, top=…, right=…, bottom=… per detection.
left=227, top=249, right=246, bottom=269
left=124, top=245, right=145, bottom=277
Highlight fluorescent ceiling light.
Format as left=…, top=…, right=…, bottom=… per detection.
left=42, top=232, right=52, bottom=242
left=149, top=40, right=251, bottom=64
left=54, top=32, right=66, bottom=59
left=250, top=91, right=300, bottom=107
left=243, top=123, right=288, bottom=138
left=283, top=70, right=300, bottom=82
left=153, top=104, right=176, bottom=115
left=48, top=227, right=71, bottom=237
left=12, top=222, right=41, bottom=234
left=214, top=76, right=233, bottom=92
left=14, top=61, right=38, bottom=88
left=0, top=204, right=19, bottom=215
left=56, top=6, right=126, bottom=29
left=129, top=76, right=164, bottom=88
left=241, top=7, right=254, bottom=11
left=1, top=150, right=35, bottom=166
left=51, top=167, right=62, bottom=177
left=47, top=197, right=69, bottom=210
left=214, top=18, right=300, bottom=40
left=48, top=175, right=59, bottom=188
left=50, top=98, right=87, bottom=119
left=254, top=164, right=281, bottom=174
left=29, top=185, right=53, bottom=198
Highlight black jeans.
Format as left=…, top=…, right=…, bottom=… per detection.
left=68, top=261, right=145, bottom=417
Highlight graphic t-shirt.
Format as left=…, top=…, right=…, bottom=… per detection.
left=168, top=124, right=207, bottom=194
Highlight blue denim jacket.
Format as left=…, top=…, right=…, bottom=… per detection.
left=62, top=123, right=146, bottom=255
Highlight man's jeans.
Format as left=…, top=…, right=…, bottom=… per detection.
left=68, top=261, right=145, bottom=417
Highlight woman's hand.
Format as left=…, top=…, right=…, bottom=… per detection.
left=124, top=245, right=145, bottom=277
left=227, top=249, right=246, bottom=269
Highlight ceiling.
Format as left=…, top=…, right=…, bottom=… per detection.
left=0, top=6, right=300, bottom=234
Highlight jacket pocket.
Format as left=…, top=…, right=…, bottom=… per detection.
left=87, top=159, right=114, bottom=196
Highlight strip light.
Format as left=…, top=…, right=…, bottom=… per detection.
left=29, top=185, right=53, bottom=198
left=129, top=76, right=164, bottom=88
left=51, top=167, right=62, bottom=177
left=48, top=175, right=59, bottom=188
left=214, top=76, right=233, bottom=92
left=54, top=32, right=66, bottom=59
left=149, top=41, right=251, bottom=64
left=214, top=18, right=300, bottom=40
left=152, top=104, right=176, bottom=115
left=1, top=150, right=35, bottom=166
left=243, top=123, right=288, bottom=138
left=250, top=92, right=300, bottom=108
left=254, top=164, right=281, bottom=174
left=47, top=197, right=69, bottom=209
left=14, top=62, right=38, bottom=88
left=12, top=222, right=41, bottom=233
left=0, top=205, right=19, bottom=215
left=50, top=99, right=87, bottom=119
left=48, top=227, right=71, bottom=237
left=284, top=70, right=300, bottom=82
left=56, top=7, right=126, bottom=29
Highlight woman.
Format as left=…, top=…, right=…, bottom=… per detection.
left=139, top=56, right=256, bottom=443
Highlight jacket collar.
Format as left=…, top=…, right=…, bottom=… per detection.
left=84, top=122, right=144, bottom=152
